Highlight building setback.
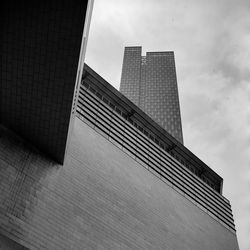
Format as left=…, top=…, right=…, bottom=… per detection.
left=120, top=46, right=183, bottom=143
left=0, top=2, right=239, bottom=249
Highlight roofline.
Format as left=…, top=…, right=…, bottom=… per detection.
left=124, top=46, right=142, bottom=48
left=83, top=63, right=223, bottom=184
left=146, top=51, right=174, bottom=54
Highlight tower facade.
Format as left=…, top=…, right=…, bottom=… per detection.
left=120, top=46, right=183, bottom=143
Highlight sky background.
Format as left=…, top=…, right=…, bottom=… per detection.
left=85, top=0, right=250, bottom=249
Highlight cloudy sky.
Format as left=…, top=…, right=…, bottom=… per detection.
left=85, top=0, right=250, bottom=249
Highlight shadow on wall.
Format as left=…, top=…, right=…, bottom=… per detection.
left=0, top=233, right=29, bottom=250
left=0, top=125, right=60, bottom=249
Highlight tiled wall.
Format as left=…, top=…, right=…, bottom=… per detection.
left=0, top=119, right=238, bottom=249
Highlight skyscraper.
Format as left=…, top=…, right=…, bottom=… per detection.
left=120, top=46, right=183, bottom=143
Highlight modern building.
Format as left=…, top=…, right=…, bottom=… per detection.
left=120, top=46, right=183, bottom=143
left=0, top=61, right=239, bottom=248
left=0, top=2, right=239, bottom=249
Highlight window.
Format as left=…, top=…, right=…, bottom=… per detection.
left=89, top=86, right=96, bottom=94
left=102, top=97, right=109, bottom=105
left=96, top=92, right=102, bottom=99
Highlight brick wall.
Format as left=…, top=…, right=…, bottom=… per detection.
left=0, top=120, right=239, bottom=249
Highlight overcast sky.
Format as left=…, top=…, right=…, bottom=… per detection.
left=85, top=0, right=250, bottom=249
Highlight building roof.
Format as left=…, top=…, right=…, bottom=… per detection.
left=83, top=64, right=224, bottom=194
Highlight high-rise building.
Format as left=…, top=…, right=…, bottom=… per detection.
left=120, top=46, right=183, bottom=143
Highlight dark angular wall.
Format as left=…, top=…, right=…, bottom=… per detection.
left=1, top=0, right=89, bottom=163
left=0, top=119, right=239, bottom=249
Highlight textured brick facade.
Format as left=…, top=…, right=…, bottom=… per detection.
left=120, top=47, right=183, bottom=143
left=0, top=119, right=238, bottom=249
